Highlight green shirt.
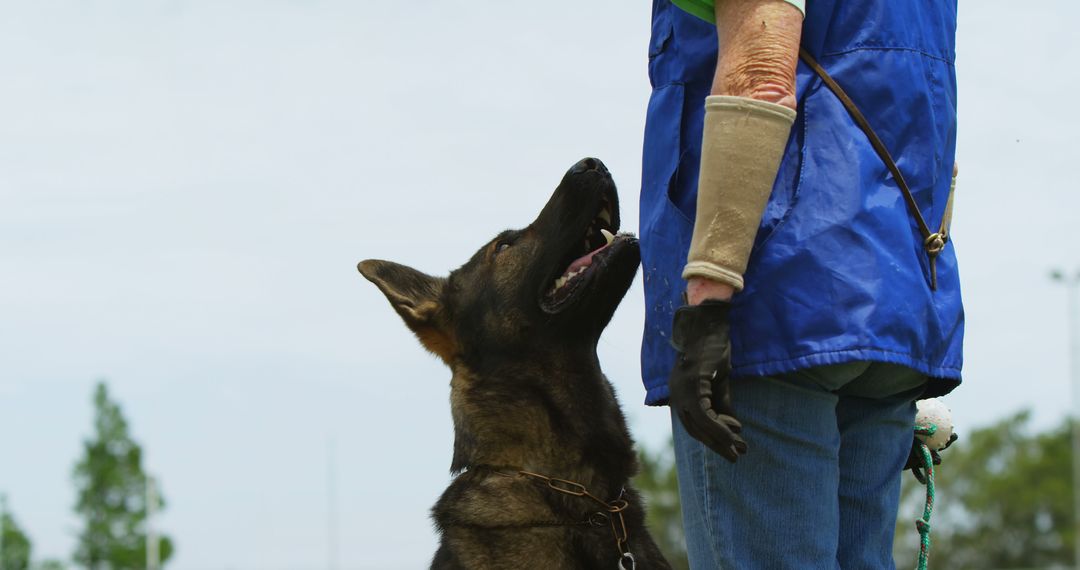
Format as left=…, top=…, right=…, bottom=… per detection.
left=671, top=0, right=805, bottom=23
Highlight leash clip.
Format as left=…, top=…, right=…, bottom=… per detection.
left=618, top=552, right=636, bottom=570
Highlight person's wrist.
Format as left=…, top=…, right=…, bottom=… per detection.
left=687, top=277, right=735, bottom=305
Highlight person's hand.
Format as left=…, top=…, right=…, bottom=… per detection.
left=905, top=432, right=959, bottom=484
left=668, top=299, right=747, bottom=462
left=686, top=277, right=735, bottom=304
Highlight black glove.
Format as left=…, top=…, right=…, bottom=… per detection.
left=668, top=300, right=747, bottom=463
left=905, top=432, right=958, bottom=484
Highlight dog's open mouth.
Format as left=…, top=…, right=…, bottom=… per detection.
left=539, top=191, right=634, bottom=313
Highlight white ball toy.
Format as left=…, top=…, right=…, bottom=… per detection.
left=915, top=398, right=954, bottom=451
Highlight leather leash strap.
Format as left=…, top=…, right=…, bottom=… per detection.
left=799, top=48, right=949, bottom=290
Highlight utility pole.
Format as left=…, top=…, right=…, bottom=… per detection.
left=147, top=475, right=160, bottom=570
left=1051, top=267, right=1080, bottom=570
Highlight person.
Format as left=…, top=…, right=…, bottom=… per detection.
left=638, top=0, right=963, bottom=567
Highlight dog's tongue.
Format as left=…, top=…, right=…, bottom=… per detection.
left=566, top=243, right=610, bottom=274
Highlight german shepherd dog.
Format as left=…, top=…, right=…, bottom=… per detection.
left=358, top=158, right=671, bottom=569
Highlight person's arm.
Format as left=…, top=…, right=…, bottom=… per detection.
left=685, top=0, right=803, bottom=304
left=712, top=0, right=802, bottom=107
left=668, top=0, right=804, bottom=462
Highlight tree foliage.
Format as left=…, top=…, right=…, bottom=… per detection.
left=634, top=441, right=690, bottom=570
left=894, top=410, right=1074, bottom=569
left=1, top=495, right=33, bottom=570
left=72, top=382, right=173, bottom=570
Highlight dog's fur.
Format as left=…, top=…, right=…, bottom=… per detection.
left=359, top=158, right=671, bottom=569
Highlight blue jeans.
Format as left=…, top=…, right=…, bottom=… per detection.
left=671, top=362, right=926, bottom=569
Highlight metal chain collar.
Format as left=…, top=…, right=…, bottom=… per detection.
left=502, top=469, right=636, bottom=570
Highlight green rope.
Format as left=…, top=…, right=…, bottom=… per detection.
left=913, top=424, right=937, bottom=570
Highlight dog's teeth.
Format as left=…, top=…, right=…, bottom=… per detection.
left=601, top=229, right=614, bottom=245
left=555, top=277, right=567, bottom=290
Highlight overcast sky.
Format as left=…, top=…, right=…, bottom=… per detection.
left=1, top=1, right=1078, bottom=569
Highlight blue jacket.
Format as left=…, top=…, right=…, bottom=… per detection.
left=639, top=0, right=964, bottom=405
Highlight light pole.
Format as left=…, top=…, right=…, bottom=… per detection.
left=328, top=436, right=339, bottom=570
left=147, top=475, right=159, bottom=570
left=1, top=493, right=6, bottom=570
left=1051, top=267, right=1080, bottom=569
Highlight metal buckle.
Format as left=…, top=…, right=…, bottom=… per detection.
left=924, top=232, right=946, bottom=255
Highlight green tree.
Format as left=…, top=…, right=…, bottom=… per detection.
left=1, top=495, right=33, bottom=570
left=72, top=382, right=174, bottom=570
left=894, top=410, right=1073, bottom=569
left=634, top=441, right=690, bottom=570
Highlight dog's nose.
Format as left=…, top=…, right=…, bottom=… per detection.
left=570, top=157, right=608, bottom=175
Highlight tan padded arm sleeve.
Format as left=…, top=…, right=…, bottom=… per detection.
left=682, top=95, right=797, bottom=290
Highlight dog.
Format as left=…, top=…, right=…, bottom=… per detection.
left=358, top=157, right=671, bottom=569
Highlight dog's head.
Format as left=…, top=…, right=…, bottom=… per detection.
left=359, top=157, right=640, bottom=366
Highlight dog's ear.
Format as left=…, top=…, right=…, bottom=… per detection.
left=358, top=259, right=456, bottom=361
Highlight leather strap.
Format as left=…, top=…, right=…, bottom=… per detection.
left=799, top=48, right=949, bottom=290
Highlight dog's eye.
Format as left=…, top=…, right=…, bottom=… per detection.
left=494, top=241, right=511, bottom=254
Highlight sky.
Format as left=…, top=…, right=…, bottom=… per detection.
left=1, top=1, right=1078, bottom=569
